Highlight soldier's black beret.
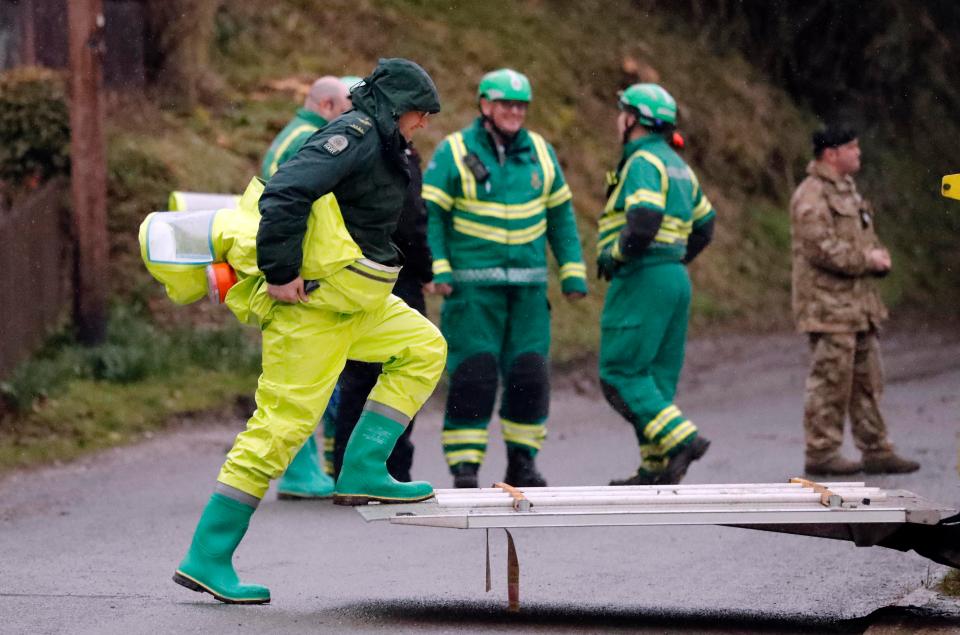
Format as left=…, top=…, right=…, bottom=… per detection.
left=812, top=126, right=857, bottom=155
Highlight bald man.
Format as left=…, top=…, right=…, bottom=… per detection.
left=260, top=76, right=352, bottom=179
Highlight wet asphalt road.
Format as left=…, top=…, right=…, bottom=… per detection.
left=1, top=330, right=958, bottom=634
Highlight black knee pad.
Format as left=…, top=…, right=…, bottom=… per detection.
left=501, top=352, right=550, bottom=422
left=447, top=353, right=498, bottom=421
left=600, top=379, right=642, bottom=428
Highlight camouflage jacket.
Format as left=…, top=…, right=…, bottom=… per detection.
left=789, top=161, right=888, bottom=333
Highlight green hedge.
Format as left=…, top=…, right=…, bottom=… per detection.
left=0, top=306, right=261, bottom=417
left=0, top=67, right=70, bottom=185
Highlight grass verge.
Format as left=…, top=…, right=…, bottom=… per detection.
left=0, top=308, right=259, bottom=474
left=0, top=369, right=255, bottom=472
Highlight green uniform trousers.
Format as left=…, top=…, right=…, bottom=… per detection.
left=441, top=284, right=551, bottom=466
left=218, top=294, right=446, bottom=499
left=599, top=262, right=699, bottom=473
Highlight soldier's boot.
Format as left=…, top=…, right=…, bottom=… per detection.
left=657, top=436, right=711, bottom=485
left=333, top=410, right=434, bottom=506
left=609, top=468, right=661, bottom=486
left=804, top=454, right=863, bottom=476
left=173, top=493, right=270, bottom=604
left=863, top=451, right=920, bottom=474
left=276, top=436, right=335, bottom=500
left=504, top=447, right=547, bottom=488
left=451, top=462, right=480, bottom=489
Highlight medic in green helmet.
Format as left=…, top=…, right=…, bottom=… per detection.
left=422, top=68, right=588, bottom=489
left=597, top=83, right=715, bottom=486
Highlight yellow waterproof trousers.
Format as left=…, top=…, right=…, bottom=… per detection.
left=217, top=291, right=446, bottom=499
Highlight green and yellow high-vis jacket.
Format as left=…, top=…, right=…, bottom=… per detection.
left=260, top=108, right=328, bottom=179
left=423, top=118, right=587, bottom=293
left=597, top=135, right=715, bottom=267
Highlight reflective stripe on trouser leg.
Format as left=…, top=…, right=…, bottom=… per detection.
left=443, top=425, right=490, bottom=466
left=641, top=405, right=697, bottom=457
left=501, top=419, right=547, bottom=451
left=215, top=482, right=262, bottom=508
left=499, top=350, right=550, bottom=456
left=639, top=443, right=668, bottom=473
left=442, top=352, right=498, bottom=467
left=218, top=302, right=349, bottom=498
left=322, top=434, right=335, bottom=476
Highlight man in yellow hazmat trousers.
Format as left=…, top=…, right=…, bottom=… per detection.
left=140, top=58, right=444, bottom=604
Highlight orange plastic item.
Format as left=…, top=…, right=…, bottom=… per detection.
left=671, top=132, right=685, bottom=149
left=205, top=262, right=238, bottom=304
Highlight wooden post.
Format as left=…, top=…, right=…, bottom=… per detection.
left=20, top=0, right=36, bottom=66
left=67, top=0, right=108, bottom=345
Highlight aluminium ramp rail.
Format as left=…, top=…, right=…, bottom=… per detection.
left=357, top=480, right=960, bottom=570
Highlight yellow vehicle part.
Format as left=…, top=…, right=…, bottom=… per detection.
left=942, top=173, right=960, bottom=201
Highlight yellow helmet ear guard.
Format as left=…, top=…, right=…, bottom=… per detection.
left=942, top=173, right=960, bottom=201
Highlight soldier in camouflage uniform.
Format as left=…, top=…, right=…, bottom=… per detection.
left=790, top=126, right=919, bottom=476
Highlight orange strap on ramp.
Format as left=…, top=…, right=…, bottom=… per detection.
left=493, top=481, right=532, bottom=512
left=790, top=477, right=841, bottom=507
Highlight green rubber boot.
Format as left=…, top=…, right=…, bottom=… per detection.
left=276, top=435, right=335, bottom=499
left=173, top=493, right=271, bottom=604
left=333, top=409, right=434, bottom=506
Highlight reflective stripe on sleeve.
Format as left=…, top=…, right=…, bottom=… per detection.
left=422, top=184, right=454, bottom=211
left=545, top=183, right=572, bottom=208
left=433, top=258, right=452, bottom=275
left=559, top=262, right=587, bottom=280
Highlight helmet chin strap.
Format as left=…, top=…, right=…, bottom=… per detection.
left=481, top=113, right=519, bottom=143
left=621, top=112, right=639, bottom=146
left=480, top=109, right=518, bottom=166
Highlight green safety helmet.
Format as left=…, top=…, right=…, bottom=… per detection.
left=340, top=75, right=364, bottom=92
left=477, top=68, right=532, bottom=103
left=619, top=83, right=677, bottom=128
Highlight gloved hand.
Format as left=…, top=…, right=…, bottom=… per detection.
left=597, top=246, right=621, bottom=281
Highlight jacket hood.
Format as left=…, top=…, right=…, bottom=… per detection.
left=351, top=58, right=441, bottom=138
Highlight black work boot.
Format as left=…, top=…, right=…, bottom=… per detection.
left=451, top=462, right=479, bottom=489
left=609, top=468, right=661, bottom=486
left=504, top=447, right=547, bottom=487
left=657, top=436, right=711, bottom=485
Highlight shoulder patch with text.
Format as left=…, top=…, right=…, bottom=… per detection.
left=322, top=135, right=349, bottom=155
left=346, top=116, right=373, bottom=137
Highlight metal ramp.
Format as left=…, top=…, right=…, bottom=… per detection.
left=358, top=479, right=960, bottom=570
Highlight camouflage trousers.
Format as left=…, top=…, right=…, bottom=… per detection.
left=803, top=330, right=893, bottom=461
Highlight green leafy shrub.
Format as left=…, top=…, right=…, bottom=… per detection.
left=0, top=67, right=70, bottom=184
left=0, top=306, right=260, bottom=416
left=0, top=350, right=91, bottom=413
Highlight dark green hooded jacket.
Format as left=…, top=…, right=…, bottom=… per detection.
left=257, top=58, right=441, bottom=285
